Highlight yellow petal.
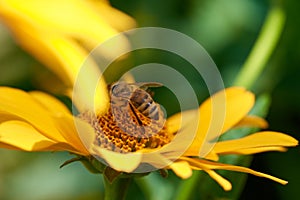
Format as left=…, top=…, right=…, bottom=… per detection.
left=183, top=138, right=220, bottom=161
left=186, top=158, right=288, bottom=185
left=88, top=0, right=136, bottom=31
left=164, top=109, right=199, bottom=157
left=72, top=116, right=96, bottom=152
left=1, top=1, right=114, bottom=114
left=204, top=169, right=232, bottom=191
left=203, top=150, right=219, bottom=161
left=91, top=147, right=142, bottom=173
left=74, top=58, right=110, bottom=115
left=8, top=24, right=109, bottom=114
left=0, top=111, right=19, bottom=122
left=213, top=131, right=298, bottom=154
left=8, top=24, right=90, bottom=86
left=29, top=91, right=71, bottom=115
left=1, top=0, right=133, bottom=63
left=0, top=143, right=23, bottom=151
left=1, top=0, right=120, bottom=42
left=169, top=161, right=192, bottom=179
left=185, top=87, right=254, bottom=157
left=53, top=115, right=90, bottom=156
left=0, top=120, right=73, bottom=151
left=202, top=87, right=255, bottom=134
left=165, top=112, right=181, bottom=135
left=137, top=149, right=177, bottom=170
left=221, top=146, right=287, bottom=155
left=0, top=87, right=67, bottom=142
left=234, top=115, right=268, bottom=129
left=166, top=109, right=197, bottom=135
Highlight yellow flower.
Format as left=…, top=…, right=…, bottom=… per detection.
left=0, top=0, right=298, bottom=192
left=0, top=85, right=297, bottom=191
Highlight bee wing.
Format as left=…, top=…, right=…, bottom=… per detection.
left=133, top=82, right=163, bottom=90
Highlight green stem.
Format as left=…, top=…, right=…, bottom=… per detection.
left=233, top=4, right=286, bottom=89
left=174, top=171, right=202, bottom=200
left=103, top=176, right=131, bottom=200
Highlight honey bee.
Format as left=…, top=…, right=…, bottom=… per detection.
left=109, top=81, right=165, bottom=136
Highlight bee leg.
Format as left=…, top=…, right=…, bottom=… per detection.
left=129, top=102, right=143, bottom=126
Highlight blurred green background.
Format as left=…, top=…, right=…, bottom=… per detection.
left=0, top=0, right=299, bottom=199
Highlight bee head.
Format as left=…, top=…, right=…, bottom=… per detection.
left=110, top=82, right=134, bottom=98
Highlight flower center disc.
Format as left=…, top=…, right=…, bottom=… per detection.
left=79, top=90, right=172, bottom=153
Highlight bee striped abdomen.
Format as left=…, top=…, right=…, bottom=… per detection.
left=130, top=88, right=161, bottom=120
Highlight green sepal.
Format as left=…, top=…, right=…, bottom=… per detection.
left=120, top=172, right=150, bottom=179
left=60, top=156, right=84, bottom=168
left=90, top=157, right=107, bottom=173
left=104, top=167, right=123, bottom=183
left=60, top=155, right=105, bottom=174
left=159, top=169, right=169, bottom=178
left=80, top=156, right=103, bottom=174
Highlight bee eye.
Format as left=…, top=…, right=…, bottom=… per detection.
left=111, top=83, right=130, bottom=97
left=111, top=84, right=117, bottom=91
left=111, top=84, right=120, bottom=95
